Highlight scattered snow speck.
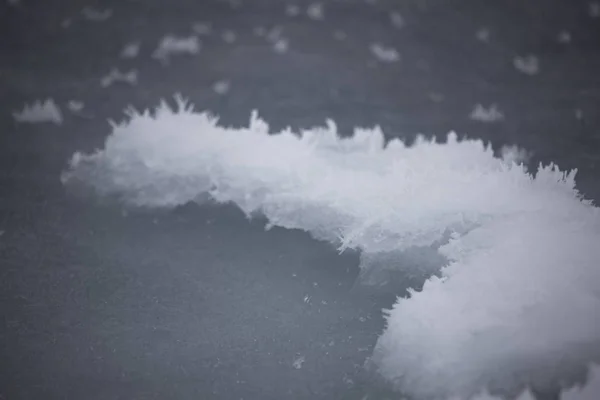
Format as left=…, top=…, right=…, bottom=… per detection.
left=589, top=1, right=600, bottom=18
left=253, top=26, right=267, bottom=37
left=192, top=22, right=212, bottom=35
left=303, top=295, right=311, bottom=303
left=293, top=356, right=305, bottom=369
left=266, top=26, right=284, bottom=43
left=120, top=42, right=141, bottom=59
left=390, top=11, right=404, bottom=29
left=285, top=4, right=301, bottom=17
left=222, top=30, right=237, bottom=43
left=61, top=19, right=72, bottom=29
left=152, top=35, right=200, bottom=64
left=273, top=38, right=289, bottom=54
left=228, top=0, right=242, bottom=9
left=67, top=100, right=85, bottom=112
left=333, top=30, right=347, bottom=40
left=557, top=30, right=572, bottom=44
left=428, top=92, right=444, bottom=103
left=13, top=99, right=63, bottom=125
left=307, top=3, right=324, bottom=20
left=212, top=80, right=231, bottom=95
left=475, top=27, right=490, bottom=42
left=469, top=104, right=504, bottom=122
left=100, top=68, right=138, bottom=88
left=513, top=55, right=539, bottom=76
left=369, top=43, right=400, bottom=63
left=7, top=0, right=20, bottom=6
left=81, top=7, right=112, bottom=22
left=575, top=109, right=584, bottom=120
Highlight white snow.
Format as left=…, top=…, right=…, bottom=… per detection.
left=390, top=11, right=404, bottom=29
left=558, top=30, right=572, bottom=44
left=469, top=104, right=505, bottom=123
left=285, top=4, right=301, bottom=17
left=81, top=7, right=112, bottom=22
left=13, top=99, right=63, bottom=125
left=152, top=35, right=201, bottom=64
left=476, top=28, right=490, bottom=43
left=273, top=38, right=289, bottom=54
left=589, top=2, right=600, bottom=18
left=67, top=100, right=85, bottom=113
left=62, top=97, right=600, bottom=400
left=120, top=42, right=141, bottom=59
left=513, top=55, right=540, bottom=76
left=100, top=68, right=138, bottom=88
left=333, top=30, right=347, bottom=41
left=370, top=43, right=400, bottom=63
left=222, top=30, right=237, bottom=44
left=307, top=3, right=324, bottom=20
left=191, top=22, right=212, bottom=35
left=212, top=80, right=231, bottom=95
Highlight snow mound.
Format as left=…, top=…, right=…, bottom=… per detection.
left=61, top=97, right=600, bottom=399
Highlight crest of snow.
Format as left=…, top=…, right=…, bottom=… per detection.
left=212, top=80, right=231, bottom=95
left=476, top=28, right=490, bottom=42
left=100, top=68, right=138, bottom=88
left=192, top=22, right=212, bottom=35
left=390, top=11, right=404, bottom=29
left=563, top=364, right=600, bottom=400
left=222, top=30, right=237, bottom=44
left=589, top=2, right=600, bottom=18
left=13, top=99, right=63, bottom=125
left=307, top=3, right=324, bottom=20
left=67, top=100, right=85, bottom=113
left=558, top=30, right=572, bottom=44
left=81, top=7, right=112, bottom=22
left=285, top=4, right=300, bottom=17
left=469, top=104, right=504, bottom=123
left=513, top=55, right=539, bottom=76
left=61, top=96, right=600, bottom=400
left=370, top=43, right=400, bottom=63
left=120, top=42, right=141, bottom=59
left=333, top=30, right=347, bottom=41
left=152, top=35, right=201, bottom=64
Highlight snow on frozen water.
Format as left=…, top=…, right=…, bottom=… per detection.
left=370, top=43, right=400, bottom=63
left=152, top=35, right=201, bottom=64
left=13, top=99, right=63, bottom=125
left=61, top=97, right=600, bottom=399
left=513, top=55, right=540, bottom=76
left=100, top=68, right=138, bottom=88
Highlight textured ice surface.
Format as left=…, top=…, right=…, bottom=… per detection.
left=62, top=97, right=600, bottom=399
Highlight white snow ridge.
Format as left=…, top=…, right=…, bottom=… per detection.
left=61, top=96, right=600, bottom=400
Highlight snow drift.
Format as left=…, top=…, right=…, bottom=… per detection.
left=61, top=96, right=600, bottom=399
